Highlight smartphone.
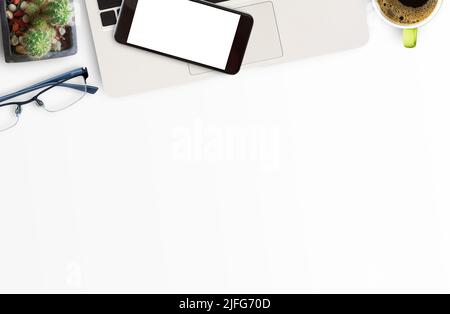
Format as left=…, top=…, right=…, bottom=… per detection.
left=114, top=0, right=254, bottom=75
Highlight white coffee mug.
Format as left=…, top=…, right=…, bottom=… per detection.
left=372, top=0, right=443, bottom=48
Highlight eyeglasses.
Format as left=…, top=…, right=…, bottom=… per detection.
left=0, top=68, right=99, bottom=132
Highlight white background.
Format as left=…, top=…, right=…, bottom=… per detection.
left=0, top=0, right=450, bottom=293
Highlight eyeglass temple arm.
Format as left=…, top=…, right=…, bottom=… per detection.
left=0, top=85, right=45, bottom=103
left=22, top=67, right=98, bottom=94
left=28, top=67, right=87, bottom=89
left=0, top=69, right=99, bottom=103
left=57, top=83, right=99, bottom=94
left=0, top=82, right=98, bottom=103
left=20, top=67, right=86, bottom=90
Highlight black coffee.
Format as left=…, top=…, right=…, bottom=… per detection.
left=377, top=0, right=438, bottom=24
left=399, top=0, right=429, bottom=7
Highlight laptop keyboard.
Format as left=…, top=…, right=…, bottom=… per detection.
left=97, top=0, right=229, bottom=27
left=98, top=0, right=123, bottom=27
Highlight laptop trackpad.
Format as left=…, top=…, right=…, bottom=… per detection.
left=189, top=1, right=283, bottom=75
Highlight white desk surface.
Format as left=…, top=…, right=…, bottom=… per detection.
left=1, top=1, right=450, bottom=293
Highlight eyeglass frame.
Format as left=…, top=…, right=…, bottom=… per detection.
left=0, top=67, right=98, bottom=130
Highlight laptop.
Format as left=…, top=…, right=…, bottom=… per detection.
left=85, top=0, right=369, bottom=96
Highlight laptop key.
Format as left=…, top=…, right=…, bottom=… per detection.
left=100, top=10, right=117, bottom=27
left=97, top=0, right=122, bottom=11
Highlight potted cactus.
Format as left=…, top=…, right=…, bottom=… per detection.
left=0, top=0, right=77, bottom=62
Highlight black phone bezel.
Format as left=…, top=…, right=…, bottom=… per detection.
left=114, top=0, right=254, bottom=75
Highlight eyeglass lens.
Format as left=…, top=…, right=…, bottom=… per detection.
left=0, top=76, right=87, bottom=132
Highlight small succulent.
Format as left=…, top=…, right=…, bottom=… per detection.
left=24, top=3, right=39, bottom=15
left=43, top=0, right=72, bottom=26
left=23, top=28, right=52, bottom=58
left=7, top=0, right=74, bottom=59
left=24, top=1, right=44, bottom=16
left=31, top=16, right=47, bottom=28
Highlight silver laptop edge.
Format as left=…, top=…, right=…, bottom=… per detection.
left=85, top=0, right=369, bottom=96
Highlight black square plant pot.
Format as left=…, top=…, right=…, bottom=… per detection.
left=0, top=0, right=77, bottom=63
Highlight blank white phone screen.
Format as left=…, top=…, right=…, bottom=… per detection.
left=127, top=0, right=241, bottom=70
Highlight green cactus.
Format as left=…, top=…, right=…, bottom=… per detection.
left=24, top=0, right=47, bottom=16
left=42, top=0, right=72, bottom=26
left=35, top=0, right=47, bottom=6
left=24, top=3, right=41, bottom=16
left=31, top=16, right=56, bottom=38
left=23, top=28, right=52, bottom=58
left=31, top=17, right=48, bottom=29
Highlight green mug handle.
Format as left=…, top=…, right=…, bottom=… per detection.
left=404, top=28, right=418, bottom=48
